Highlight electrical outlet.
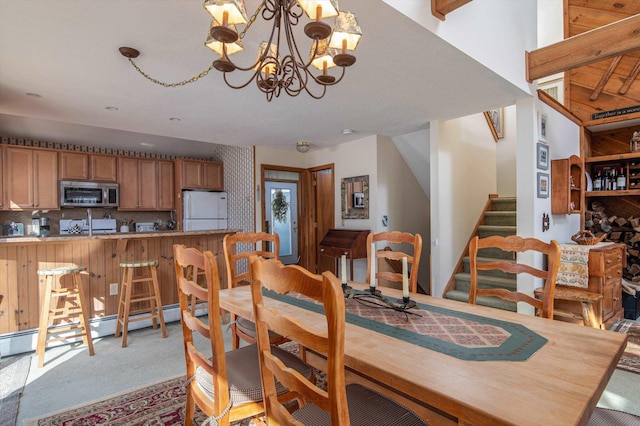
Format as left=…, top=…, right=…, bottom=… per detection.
left=109, top=282, right=119, bottom=296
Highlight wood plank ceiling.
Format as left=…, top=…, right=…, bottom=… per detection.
left=564, top=0, right=640, bottom=122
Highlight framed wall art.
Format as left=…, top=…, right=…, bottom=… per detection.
left=538, top=112, right=548, bottom=142
left=484, top=108, right=504, bottom=142
left=537, top=172, right=549, bottom=198
left=537, top=142, right=549, bottom=170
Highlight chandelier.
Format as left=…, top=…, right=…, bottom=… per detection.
left=119, top=0, right=362, bottom=101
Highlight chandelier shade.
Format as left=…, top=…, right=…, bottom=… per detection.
left=297, top=0, right=339, bottom=19
left=203, top=0, right=248, bottom=25
left=329, top=11, right=362, bottom=51
left=205, top=19, right=244, bottom=56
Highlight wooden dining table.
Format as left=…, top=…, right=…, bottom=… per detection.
left=218, top=281, right=627, bottom=426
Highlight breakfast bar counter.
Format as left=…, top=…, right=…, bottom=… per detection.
left=0, top=229, right=238, bottom=339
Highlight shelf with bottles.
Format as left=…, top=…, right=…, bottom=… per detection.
left=588, top=161, right=629, bottom=193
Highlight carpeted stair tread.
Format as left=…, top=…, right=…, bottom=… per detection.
left=490, top=198, right=517, bottom=211
left=478, top=225, right=517, bottom=238
left=463, top=257, right=516, bottom=278
left=444, top=290, right=517, bottom=312
left=484, top=211, right=517, bottom=226
left=453, top=272, right=517, bottom=292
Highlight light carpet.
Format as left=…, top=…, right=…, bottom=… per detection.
left=612, top=319, right=640, bottom=375
left=0, top=354, right=31, bottom=426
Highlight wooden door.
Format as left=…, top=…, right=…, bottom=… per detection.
left=179, top=159, right=203, bottom=189
left=91, top=154, right=117, bottom=182
left=59, top=152, right=89, bottom=180
left=312, top=166, right=335, bottom=274
left=5, top=146, right=34, bottom=208
left=157, top=160, right=174, bottom=210
left=203, top=161, right=224, bottom=190
left=0, top=148, right=4, bottom=210
left=138, top=159, right=158, bottom=209
left=118, top=157, right=140, bottom=209
left=33, top=149, right=58, bottom=209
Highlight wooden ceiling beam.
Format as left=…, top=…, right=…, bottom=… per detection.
left=431, top=0, right=473, bottom=21
left=526, top=14, right=640, bottom=82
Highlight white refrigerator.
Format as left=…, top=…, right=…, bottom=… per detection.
left=182, top=191, right=228, bottom=231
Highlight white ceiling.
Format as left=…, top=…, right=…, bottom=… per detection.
left=0, top=0, right=527, bottom=157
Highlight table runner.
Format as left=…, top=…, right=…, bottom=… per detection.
left=557, top=242, right=613, bottom=288
left=264, top=289, right=547, bottom=361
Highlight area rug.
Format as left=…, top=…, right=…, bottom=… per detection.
left=0, top=354, right=31, bottom=426
left=612, top=319, right=640, bottom=375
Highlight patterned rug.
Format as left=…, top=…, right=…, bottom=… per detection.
left=612, top=320, right=640, bottom=375
left=24, top=343, right=324, bottom=426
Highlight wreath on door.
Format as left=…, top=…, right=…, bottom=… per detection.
left=271, top=190, right=289, bottom=223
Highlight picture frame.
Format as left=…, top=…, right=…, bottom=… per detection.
left=537, top=172, right=549, bottom=198
left=538, top=112, right=548, bottom=142
left=536, top=142, right=549, bottom=170
left=341, top=175, right=369, bottom=219
left=483, top=108, right=504, bottom=142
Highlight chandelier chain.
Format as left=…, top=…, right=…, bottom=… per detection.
left=238, top=1, right=265, bottom=40
left=127, top=58, right=215, bottom=87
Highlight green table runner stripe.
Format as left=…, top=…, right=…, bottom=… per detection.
left=264, top=289, right=547, bottom=361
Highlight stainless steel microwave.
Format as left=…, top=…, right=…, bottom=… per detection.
left=60, top=180, right=119, bottom=208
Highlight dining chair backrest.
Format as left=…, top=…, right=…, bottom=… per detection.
left=366, top=231, right=423, bottom=293
left=249, top=257, right=350, bottom=425
left=468, top=235, right=561, bottom=319
left=224, top=232, right=280, bottom=289
left=173, top=243, right=232, bottom=425
left=223, top=232, right=283, bottom=349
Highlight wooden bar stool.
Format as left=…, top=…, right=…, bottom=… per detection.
left=36, top=266, right=94, bottom=368
left=115, top=260, right=167, bottom=347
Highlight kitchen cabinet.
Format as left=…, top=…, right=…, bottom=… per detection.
left=59, top=152, right=117, bottom=182
left=589, top=244, right=625, bottom=328
left=3, top=146, right=58, bottom=210
left=158, top=160, right=175, bottom=210
left=175, top=159, right=224, bottom=191
left=118, top=157, right=173, bottom=211
left=551, top=155, right=582, bottom=214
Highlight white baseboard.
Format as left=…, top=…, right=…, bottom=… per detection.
left=0, top=304, right=181, bottom=358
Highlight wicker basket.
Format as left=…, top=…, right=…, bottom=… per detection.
left=571, top=230, right=607, bottom=245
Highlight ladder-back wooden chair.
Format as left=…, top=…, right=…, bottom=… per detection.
left=173, top=244, right=309, bottom=426
left=468, top=235, right=561, bottom=319
left=249, top=257, right=429, bottom=425
left=223, top=231, right=288, bottom=349
left=366, top=231, right=423, bottom=293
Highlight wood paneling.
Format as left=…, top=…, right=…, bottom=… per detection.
left=0, top=232, right=232, bottom=334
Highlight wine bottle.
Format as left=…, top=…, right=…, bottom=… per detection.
left=594, top=170, right=602, bottom=191
left=617, top=167, right=626, bottom=190
left=611, top=168, right=617, bottom=191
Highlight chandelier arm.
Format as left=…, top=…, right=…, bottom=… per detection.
left=313, top=65, right=346, bottom=86
left=222, top=67, right=263, bottom=90
left=283, top=10, right=316, bottom=70
left=127, top=58, right=215, bottom=87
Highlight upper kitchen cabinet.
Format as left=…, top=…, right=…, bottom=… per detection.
left=118, top=157, right=174, bottom=211
left=3, top=146, right=59, bottom=210
left=175, top=159, right=224, bottom=191
left=59, top=152, right=117, bottom=182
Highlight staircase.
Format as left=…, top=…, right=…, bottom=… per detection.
left=444, top=196, right=518, bottom=312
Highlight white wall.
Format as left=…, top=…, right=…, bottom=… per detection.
left=496, top=105, right=517, bottom=196
left=384, top=0, right=537, bottom=96
left=377, top=136, right=430, bottom=293
left=430, top=113, right=498, bottom=298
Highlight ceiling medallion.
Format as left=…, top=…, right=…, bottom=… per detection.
left=119, top=1, right=361, bottom=101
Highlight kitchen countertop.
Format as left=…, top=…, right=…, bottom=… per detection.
left=0, top=229, right=240, bottom=244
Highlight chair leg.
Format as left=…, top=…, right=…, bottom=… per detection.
left=73, top=272, right=94, bottom=356
left=114, top=267, right=126, bottom=339
left=119, top=267, right=134, bottom=347
left=36, top=275, right=54, bottom=368
left=150, top=265, right=167, bottom=338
